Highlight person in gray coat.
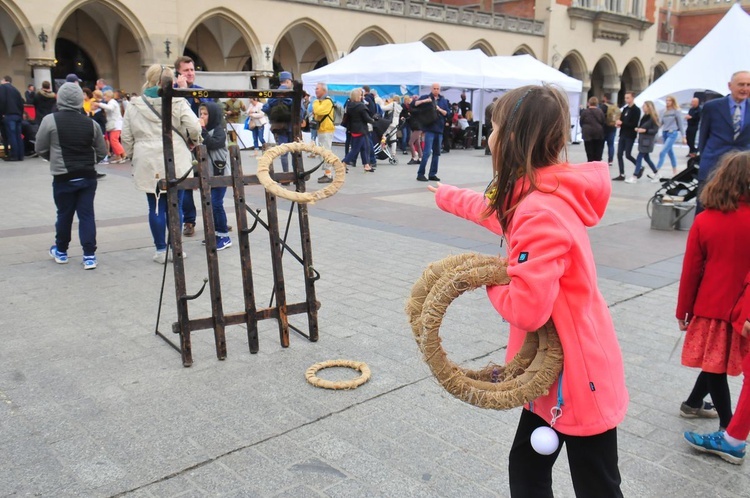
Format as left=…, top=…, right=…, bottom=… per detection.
left=626, top=101, right=660, bottom=184
left=36, top=83, right=107, bottom=269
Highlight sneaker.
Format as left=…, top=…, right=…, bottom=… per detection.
left=82, top=255, right=97, bottom=270
left=216, top=236, right=232, bottom=251
left=428, top=176, right=441, bottom=181
left=416, top=175, right=428, bottom=182
left=684, top=431, right=746, bottom=465
left=407, top=159, right=420, bottom=165
left=612, top=175, right=625, bottom=181
left=153, top=250, right=167, bottom=264
left=624, top=177, right=637, bottom=184
left=99, top=156, right=110, bottom=164
left=49, top=245, right=68, bottom=264
left=183, top=223, right=195, bottom=237
left=96, top=173, right=107, bottom=179
left=317, top=175, right=333, bottom=184
left=680, top=401, right=719, bottom=419
left=650, top=175, right=661, bottom=183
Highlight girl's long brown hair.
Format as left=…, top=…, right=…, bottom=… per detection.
left=642, top=101, right=661, bottom=127
left=700, top=151, right=750, bottom=212
left=485, top=85, right=569, bottom=232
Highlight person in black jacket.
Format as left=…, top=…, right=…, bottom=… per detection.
left=685, top=97, right=701, bottom=156
left=579, top=97, right=606, bottom=161
left=613, top=91, right=641, bottom=181
left=626, top=101, right=660, bottom=184
left=341, top=88, right=375, bottom=172
left=0, top=76, right=26, bottom=161
left=199, top=102, right=232, bottom=251
left=33, top=81, right=56, bottom=125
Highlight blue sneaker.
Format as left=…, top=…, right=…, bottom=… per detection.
left=49, top=245, right=68, bottom=264
left=216, top=236, right=232, bottom=251
left=684, top=431, right=746, bottom=465
left=82, top=255, right=97, bottom=270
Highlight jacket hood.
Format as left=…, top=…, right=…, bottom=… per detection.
left=347, top=100, right=365, bottom=111
left=525, top=161, right=610, bottom=227
left=200, top=101, right=222, bottom=130
left=39, top=89, right=55, bottom=98
left=57, top=83, right=83, bottom=111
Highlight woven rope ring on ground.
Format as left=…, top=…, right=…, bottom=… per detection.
left=305, top=359, right=372, bottom=390
left=406, top=253, right=564, bottom=410
left=256, top=141, right=346, bottom=204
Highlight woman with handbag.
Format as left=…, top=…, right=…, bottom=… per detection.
left=654, top=95, right=687, bottom=178
left=246, top=98, right=267, bottom=156
left=199, top=102, right=232, bottom=251
left=625, top=101, right=659, bottom=184
left=121, top=64, right=202, bottom=264
left=677, top=151, right=750, bottom=453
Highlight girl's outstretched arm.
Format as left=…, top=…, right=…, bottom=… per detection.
left=431, top=184, right=503, bottom=235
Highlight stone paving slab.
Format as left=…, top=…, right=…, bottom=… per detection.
left=1, top=142, right=748, bottom=497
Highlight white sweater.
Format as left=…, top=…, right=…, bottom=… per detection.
left=99, top=99, right=123, bottom=132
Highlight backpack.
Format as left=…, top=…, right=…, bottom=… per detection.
left=268, top=100, right=291, bottom=124
left=605, top=104, right=621, bottom=127
left=332, top=99, right=344, bottom=126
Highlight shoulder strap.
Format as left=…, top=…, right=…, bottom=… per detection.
left=141, top=96, right=192, bottom=148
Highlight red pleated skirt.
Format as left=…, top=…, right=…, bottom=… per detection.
left=681, top=317, right=750, bottom=376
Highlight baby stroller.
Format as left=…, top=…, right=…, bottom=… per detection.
left=646, top=155, right=700, bottom=219
left=372, top=118, right=399, bottom=165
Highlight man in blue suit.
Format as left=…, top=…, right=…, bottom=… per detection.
left=697, top=71, right=750, bottom=213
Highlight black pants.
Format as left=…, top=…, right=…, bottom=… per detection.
left=686, top=126, right=698, bottom=154
left=509, top=410, right=622, bottom=498
left=686, top=370, right=733, bottom=429
left=617, top=136, right=636, bottom=176
left=584, top=139, right=605, bottom=162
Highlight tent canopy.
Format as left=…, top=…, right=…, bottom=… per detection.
left=301, top=42, right=482, bottom=88
left=489, top=55, right=583, bottom=93
left=635, top=4, right=750, bottom=107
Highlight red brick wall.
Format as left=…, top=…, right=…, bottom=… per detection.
left=493, top=0, right=536, bottom=18
left=659, top=7, right=750, bottom=46
left=556, top=0, right=573, bottom=7
left=645, top=0, right=657, bottom=23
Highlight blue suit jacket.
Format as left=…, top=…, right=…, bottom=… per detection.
left=698, top=95, right=750, bottom=180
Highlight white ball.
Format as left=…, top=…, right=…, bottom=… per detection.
left=530, top=426, right=559, bottom=455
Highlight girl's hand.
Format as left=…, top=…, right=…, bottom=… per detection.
left=427, top=182, right=442, bottom=193
left=743, top=319, right=750, bottom=338
left=678, top=319, right=689, bottom=331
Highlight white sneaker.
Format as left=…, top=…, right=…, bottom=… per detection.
left=153, top=250, right=167, bottom=264
left=650, top=176, right=661, bottom=183
left=624, top=177, right=637, bottom=184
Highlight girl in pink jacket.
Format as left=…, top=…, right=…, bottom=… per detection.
left=430, top=85, right=628, bottom=497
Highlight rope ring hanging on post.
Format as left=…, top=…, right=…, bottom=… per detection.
left=256, top=142, right=346, bottom=204
left=305, top=359, right=372, bottom=390
left=406, top=254, right=564, bottom=410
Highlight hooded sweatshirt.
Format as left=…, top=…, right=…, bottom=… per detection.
left=35, top=83, right=107, bottom=182
left=200, top=102, right=229, bottom=174
left=434, top=161, right=628, bottom=437
left=33, top=88, right=57, bottom=124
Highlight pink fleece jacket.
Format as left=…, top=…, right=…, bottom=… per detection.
left=435, top=161, right=628, bottom=436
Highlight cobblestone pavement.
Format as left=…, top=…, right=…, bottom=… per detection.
left=1, top=140, right=747, bottom=497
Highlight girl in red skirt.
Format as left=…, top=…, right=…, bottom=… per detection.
left=676, top=151, right=750, bottom=432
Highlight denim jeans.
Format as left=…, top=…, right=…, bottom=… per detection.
left=617, top=135, right=636, bottom=176
left=4, top=114, right=24, bottom=160
left=401, top=124, right=411, bottom=151
left=211, top=187, right=228, bottom=235
left=147, top=191, right=184, bottom=251
left=634, top=152, right=657, bottom=177
left=604, top=128, right=616, bottom=163
left=342, top=134, right=369, bottom=166
left=273, top=131, right=290, bottom=172
left=656, top=130, right=679, bottom=170
left=53, top=177, right=98, bottom=255
left=182, top=189, right=196, bottom=224
left=418, top=131, right=442, bottom=178
left=251, top=125, right=266, bottom=149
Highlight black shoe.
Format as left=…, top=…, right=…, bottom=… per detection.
left=428, top=176, right=441, bottom=181
left=416, top=176, right=428, bottom=182
left=407, top=159, right=420, bottom=165
left=612, top=175, right=625, bottom=181
left=636, top=170, right=644, bottom=179
left=96, top=173, right=107, bottom=179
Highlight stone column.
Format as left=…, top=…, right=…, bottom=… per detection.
left=27, top=58, right=56, bottom=89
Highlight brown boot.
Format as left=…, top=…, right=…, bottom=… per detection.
left=183, top=222, right=195, bottom=237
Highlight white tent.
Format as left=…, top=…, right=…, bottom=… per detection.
left=434, top=50, right=529, bottom=90
left=489, top=55, right=583, bottom=94
left=300, top=42, right=482, bottom=89
left=635, top=4, right=750, bottom=107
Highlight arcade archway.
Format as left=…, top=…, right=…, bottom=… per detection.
left=274, top=19, right=336, bottom=78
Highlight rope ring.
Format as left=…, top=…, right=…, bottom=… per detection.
left=305, top=359, right=371, bottom=390
left=406, top=254, right=564, bottom=410
left=256, top=141, right=346, bottom=205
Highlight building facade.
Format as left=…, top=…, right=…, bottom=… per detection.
left=1, top=0, right=745, bottom=105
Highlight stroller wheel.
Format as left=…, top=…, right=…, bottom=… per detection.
left=389, top=158, right=398, bottom=164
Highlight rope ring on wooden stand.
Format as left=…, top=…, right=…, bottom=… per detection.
left=305, top=359, right=372, bottom=390
left=256, top=142, right=346, bottom=205
left=406, top=253, right=564, bottom=410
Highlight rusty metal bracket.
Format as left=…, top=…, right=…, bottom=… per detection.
left=180, top=278, right=209, bottom=302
